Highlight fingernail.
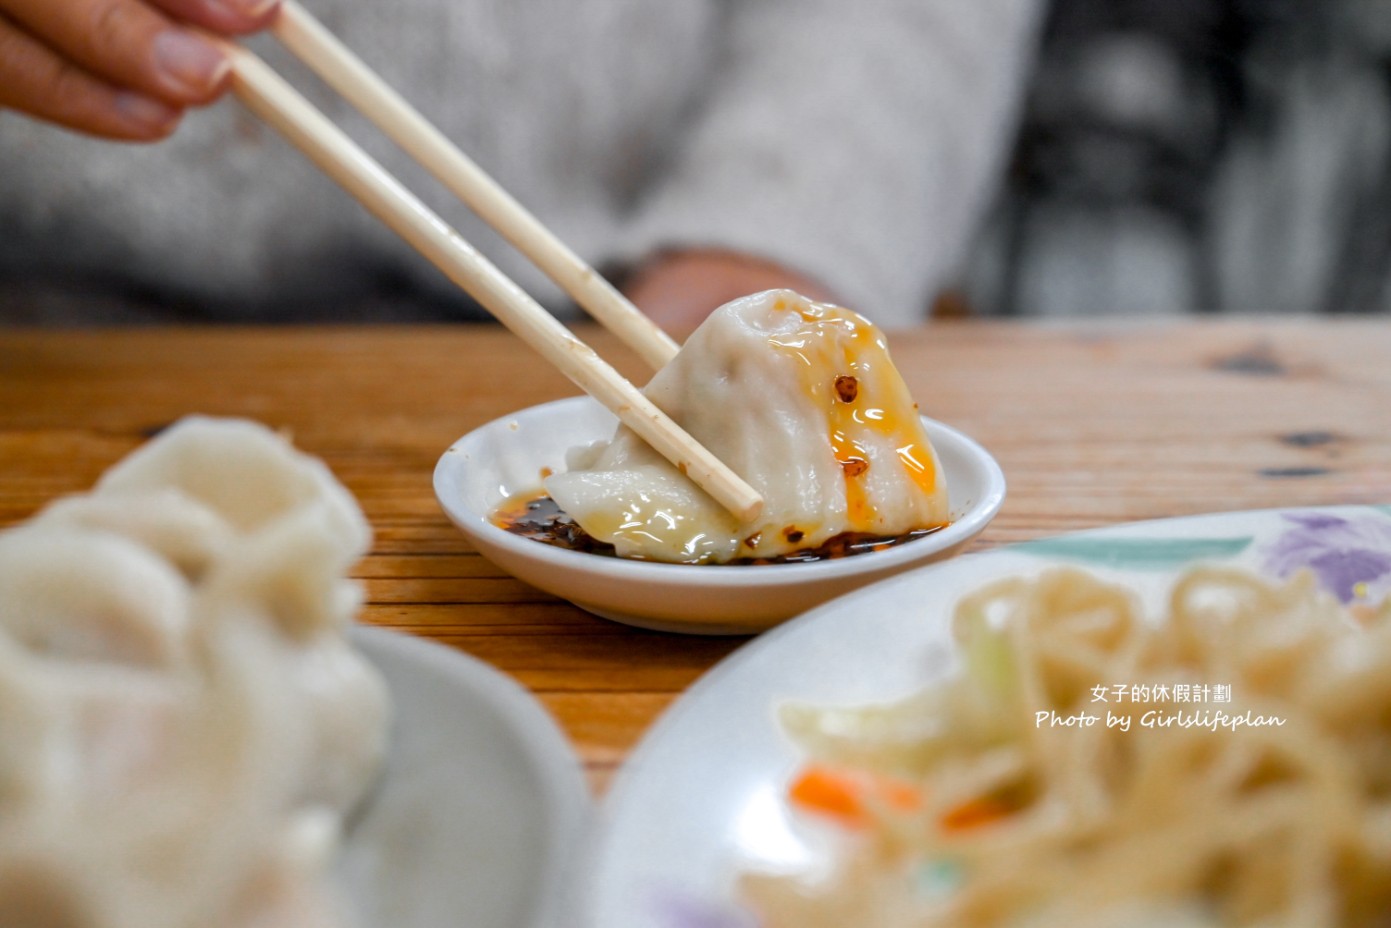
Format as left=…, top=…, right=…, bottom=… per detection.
left=115, top=92, right=181, bottom=131
left=210, top=0, right=279, bottom=18
left=153, top=30, right=230, bottom=96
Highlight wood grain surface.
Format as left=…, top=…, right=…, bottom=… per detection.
left=2, top=319, right=1388, bottom=791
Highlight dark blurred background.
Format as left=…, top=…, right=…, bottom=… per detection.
left=5, top=0, right=1388, bottom=323
left=957, top=0, right=1391, bottom=317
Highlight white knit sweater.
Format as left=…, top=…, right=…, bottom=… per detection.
left=0, top=0, right=1040, bottom=326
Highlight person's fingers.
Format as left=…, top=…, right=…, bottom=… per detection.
left=0, top=14, right=183, bottom=140
left=4, top=0, right=230, bottom=106
left=146, top=0, right=280, bottom=37
left=624, top=249, right=839, bottom=339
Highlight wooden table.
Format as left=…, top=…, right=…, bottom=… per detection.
left=2, top=318, right=1388, bottom=791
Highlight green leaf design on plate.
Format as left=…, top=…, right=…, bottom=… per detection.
left=1015, top=536, right=1254, bottom=569
left=1373, top=505, right=1391, bottom=518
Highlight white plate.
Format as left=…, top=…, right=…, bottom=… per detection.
left=578, top=504, right=1391, bottom=927
left=339, top=626, right=590, bottom=928
left=434, top=396, right=1005, bottom=634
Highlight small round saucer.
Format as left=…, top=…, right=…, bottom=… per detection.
left=433, top=397, right=1006, bottom=635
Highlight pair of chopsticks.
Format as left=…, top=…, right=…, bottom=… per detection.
left=219, top=1, right=763, bottom=523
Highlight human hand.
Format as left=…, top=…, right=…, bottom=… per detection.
left=0, top=0, right=278, bottom=140
left=622, top=249, right=838, bottom=341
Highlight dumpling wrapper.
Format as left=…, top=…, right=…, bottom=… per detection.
left=545, top=290, right=949, bottom=564
left=34, top=416, right=369, bottom=584
left=0, top=526, right=190, bottom=668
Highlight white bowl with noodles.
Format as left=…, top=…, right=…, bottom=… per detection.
left=433, top=396, right=1006, bottom=635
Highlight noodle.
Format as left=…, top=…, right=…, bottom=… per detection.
left=743, top=567, right=1391, bottom=927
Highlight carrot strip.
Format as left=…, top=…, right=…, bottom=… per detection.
left=788, top=765, right=923, bottom=828
left=940, top=795, right=1012, bottom=832
left=789, top=764, right=1016, bottom=833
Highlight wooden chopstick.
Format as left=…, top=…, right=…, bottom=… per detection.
left=223, top=43, right=763, bottom=523
left=270, top=0, right=679, bottom=372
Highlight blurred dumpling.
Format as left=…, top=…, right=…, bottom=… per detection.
left=0, top=525, right=191, bottom=667
left=0, top=416, right=387, bottom=928
left=194, top=501, right=387, bottom=809
left=545, top=290, right=950, bottom=563
left=94, top=415, right=366, bottom=544
left=35, top=416, right=367, bottom=581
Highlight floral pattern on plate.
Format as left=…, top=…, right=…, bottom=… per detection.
left=1015, top=505, right=1391, bottom=606
left=1262, top=509, right=1391, bottom=604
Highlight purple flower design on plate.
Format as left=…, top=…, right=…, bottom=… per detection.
left=1263, top=511, right=1391, bottom=603
left=653, top=889, right=761, bottom=928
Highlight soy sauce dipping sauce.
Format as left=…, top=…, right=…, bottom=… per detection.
left=493, top=495, right=944, bottom=565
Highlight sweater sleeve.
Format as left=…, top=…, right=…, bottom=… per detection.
left=614, top=0, right=1043, bottom=328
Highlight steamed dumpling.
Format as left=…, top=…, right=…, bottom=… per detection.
left=0, top=416, right=387, bottom=928
left=0, top=526, right=191, bottom=667
left=36, top=416, right=369, bottom=581
left=545, top=290, right=949, bottom=563
left=0, top=612, right=345, bottom=928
